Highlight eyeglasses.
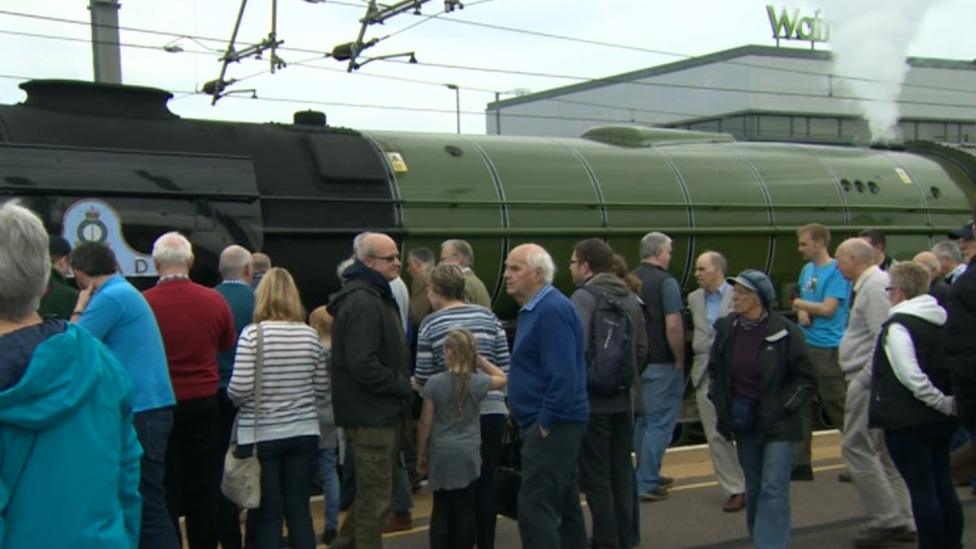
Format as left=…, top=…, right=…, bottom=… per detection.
left=569, top=259, right=580, bottom=265
left=370, top=253, right=401, bottom=262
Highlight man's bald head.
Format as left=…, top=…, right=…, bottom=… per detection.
left=835, top=238, right=875, bottom=282
left=912, top=251, right=940, bottom=282
left=219, top=245, right=253, bottom=282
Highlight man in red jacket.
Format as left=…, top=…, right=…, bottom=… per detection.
left=144, top=231, right=235, bottom=548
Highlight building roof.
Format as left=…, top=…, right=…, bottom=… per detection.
left=489, top=44, right=976, bottom=110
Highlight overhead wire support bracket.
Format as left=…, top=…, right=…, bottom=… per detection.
left=339, top=0, right=459, bottom=72
left=207, top=0, right=286, bottom=105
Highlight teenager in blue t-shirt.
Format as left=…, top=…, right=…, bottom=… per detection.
left=790, top=224, right=851, bottom=480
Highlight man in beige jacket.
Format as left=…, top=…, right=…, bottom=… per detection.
left=688, top=251, right=746, bottom=512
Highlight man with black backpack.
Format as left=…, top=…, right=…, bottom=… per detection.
left=570, top=239, right=648, bottom=549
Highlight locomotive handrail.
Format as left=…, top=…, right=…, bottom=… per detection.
left=262, top=225, right=960, bottom=237
left=259, top=195, right=968, bottom=214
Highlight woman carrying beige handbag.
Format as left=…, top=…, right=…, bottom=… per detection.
left=228, top=268, right=330, bottom=549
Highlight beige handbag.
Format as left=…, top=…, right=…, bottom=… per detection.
left=221, top=323, right=265, bottom=509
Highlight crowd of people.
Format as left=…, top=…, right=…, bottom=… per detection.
left=0, top=195, right=974, bottom=549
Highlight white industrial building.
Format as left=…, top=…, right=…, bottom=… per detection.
left=485, top=45, right=976, bottom=144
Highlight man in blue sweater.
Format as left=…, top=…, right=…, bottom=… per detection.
left=504, top=243, right=589, bottom=549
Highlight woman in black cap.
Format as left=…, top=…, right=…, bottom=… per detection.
left=708, top=269, right=815, bottom=549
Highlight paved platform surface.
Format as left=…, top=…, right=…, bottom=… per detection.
left=207, top=431, right=976, bottom=547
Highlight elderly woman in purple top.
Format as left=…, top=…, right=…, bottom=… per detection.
left=707, top=270, right=815, bottom=549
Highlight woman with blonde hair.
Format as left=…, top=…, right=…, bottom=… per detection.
left=417, top=329, right=507, bottom=549
left=228, top=267, right=329, bottom=549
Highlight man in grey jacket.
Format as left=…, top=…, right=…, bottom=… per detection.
left=570, top=238, right=647, bottom=548
left=688, top=251, right=746, bottom=513
left=835, top=238, right=914, bottom=548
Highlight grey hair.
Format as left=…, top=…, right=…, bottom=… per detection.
left=639, top=232, right=672, bottom=259
left=353, top=231, right=373, bottom=261
left=152, top=231, right=194, bottom=267
left=336, top=257, right=354, bottom=282
left=0, top=201, right=51, bottom=320
left=932, top=240, right=962, bottom=263
left=889, top=262, right=930, bottom=299
left=525, top=245, right=556, bottom=284
left=703, top=250, right=728, bottom=276
left=442, top=239, right=475, bottom=267
left=219, top=245, right=252, bottom=280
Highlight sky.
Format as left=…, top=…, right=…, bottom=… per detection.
left=0, top=0, right=972, bottom=135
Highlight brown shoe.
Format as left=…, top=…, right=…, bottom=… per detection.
left=383, top=512, right=413, bottom=533
left=722, top=493, right=746, bottom=513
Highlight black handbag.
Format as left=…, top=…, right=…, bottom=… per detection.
left=494, top=419, right=522, bottom=520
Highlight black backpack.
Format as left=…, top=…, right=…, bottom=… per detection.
left=582, top=285, right=636, bottom=395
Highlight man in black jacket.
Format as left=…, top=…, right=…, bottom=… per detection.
left=570, top=238, right=647, bottom=549
left=328, top=232, right=413, bottom=549
left=947, top=219, right=976, bottom=436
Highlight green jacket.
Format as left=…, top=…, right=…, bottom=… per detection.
left=38, top=269, right=78, bottom=319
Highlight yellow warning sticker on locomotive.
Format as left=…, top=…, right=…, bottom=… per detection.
left=894, top=167, right=912, bottom=184
left=387, top=152, right=408, bottom=173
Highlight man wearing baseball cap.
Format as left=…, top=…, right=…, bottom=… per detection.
left=37, top=235, right=78, bottom=319
left=947, top=219, right=975, bottom=266
left=947, top=217, right=976, bottom=440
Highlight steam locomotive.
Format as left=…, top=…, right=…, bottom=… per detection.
left=1, top=79, right=973, bottom=317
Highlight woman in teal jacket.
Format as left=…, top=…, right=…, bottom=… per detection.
left=0, top=200, right=142, bottom=549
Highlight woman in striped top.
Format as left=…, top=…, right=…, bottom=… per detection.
left=229, top=267, right=329, bottom=549
left=413, top=264, right=511, bottom=549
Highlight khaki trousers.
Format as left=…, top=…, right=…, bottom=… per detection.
left=841, top=372, right=913, bottom=529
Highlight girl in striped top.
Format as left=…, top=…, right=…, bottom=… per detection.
left=228, top=267, right=328, bottom=549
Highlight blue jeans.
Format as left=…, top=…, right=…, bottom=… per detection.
left=884, top=422, right=964, bottom=549
left=318, top=447, right=340, bottom=532
left=634, top=364, right=683, bottom=493
left=133, top=407, right=180, bottom=549
left=735, top=430, right=793, bottom=549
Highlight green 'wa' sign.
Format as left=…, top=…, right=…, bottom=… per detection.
left=766, top=5, right=830, bottom=43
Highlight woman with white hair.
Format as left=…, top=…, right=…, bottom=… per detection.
left=868, top=262, right=962, bottom=549
left=0, top=201, right=142, bottom=548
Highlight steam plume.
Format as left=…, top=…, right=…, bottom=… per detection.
left=821, top=0, right=941, bottom=144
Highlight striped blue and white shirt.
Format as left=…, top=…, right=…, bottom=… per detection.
left=415, top=304, right=511, bottom=415
left=229, top=321, right=329, bottom=444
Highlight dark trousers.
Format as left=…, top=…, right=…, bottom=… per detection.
left=518, top=421, right=588, bottom=549
left=580, top=412, right=634, bottom=549
left=430, top=482, right=478, bottom=549
left=241, top=436, right=319, bottom=549
left=884, top=422, right=964, bottom=549
left=474, top=414, right=506, bottom=549
left=216, top=389, right=242, bottom=549
left=134, top=407, right=180, bottom=549
left=166, top=395, right=221, bottom=549
left=795, top=345, right=846, bottom=468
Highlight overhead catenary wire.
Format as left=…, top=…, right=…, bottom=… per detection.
left=3, top=25, right=974, bottom=115
left=0, top=7, right=973, bottom=97
left=0, top=72, right=678, bottom=126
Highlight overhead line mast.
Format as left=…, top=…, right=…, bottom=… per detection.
left=89, top=0, right=122, bottom=84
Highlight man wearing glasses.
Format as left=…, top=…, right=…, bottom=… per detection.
left=329, top=232, right=414, bottom=549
